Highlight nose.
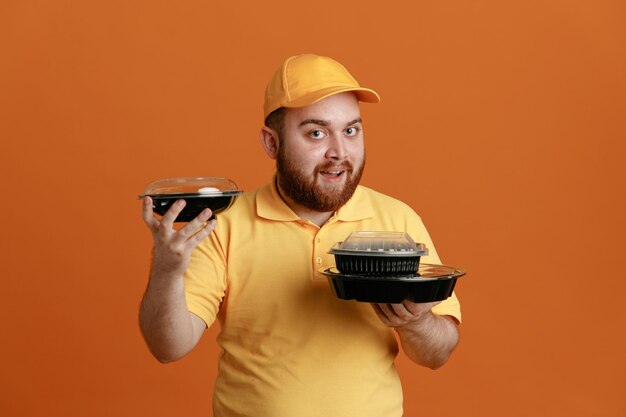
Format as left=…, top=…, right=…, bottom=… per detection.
left=325, top=134, right=347, bottom=160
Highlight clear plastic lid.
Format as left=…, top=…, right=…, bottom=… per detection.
left=330, top=231, right=428, bottom=257
left=139, top=177, right=241, bottom=198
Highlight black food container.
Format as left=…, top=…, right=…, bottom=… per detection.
left=321, top=264, right=465, bottom=304
left=139, top=177, right=242, bottom=222
left=329, top=232, right=428, bottom=276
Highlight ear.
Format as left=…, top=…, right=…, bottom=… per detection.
left=260, top=126, right=280, bottom=160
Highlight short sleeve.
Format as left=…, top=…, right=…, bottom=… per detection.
left=183, top=231, right=228, bottom=327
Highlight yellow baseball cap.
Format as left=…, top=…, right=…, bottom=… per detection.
left=263, top=54, right=380, bottom=119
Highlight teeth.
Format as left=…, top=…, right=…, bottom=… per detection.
left=320, top=169, right=345, bottom=177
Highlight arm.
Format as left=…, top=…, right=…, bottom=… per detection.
left=139, top=197, right=216, bottom=363
left=371, top=300, right=459, bottom=369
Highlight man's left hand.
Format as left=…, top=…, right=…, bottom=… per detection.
left=370, top=299, right=459, bottom=369
left=370, top=300, right=441, bottom=328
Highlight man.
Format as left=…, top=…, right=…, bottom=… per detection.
left=140, top=54, right=461, bottom=417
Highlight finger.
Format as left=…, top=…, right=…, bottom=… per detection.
left=377, top=303, right=397, bottom=322
left=376, top=303, right=403, bottom=327
left=390, top=302, right=414, bottom=321
left=142, top=196, right=159, bottom=231
left=370, top=304, right=392, bottom=325
left=161, top=199, right=186, bottom=227
left=187, top=218, right=217, bottom=247
left=177, top=208, right=213, bottom=241
left=403, top=300, right=440, bottom=317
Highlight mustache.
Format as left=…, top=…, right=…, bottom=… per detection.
left=315, top=162, right=353, bottom=173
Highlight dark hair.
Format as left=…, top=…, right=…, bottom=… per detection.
left=264, top=107, right=286, bottom=138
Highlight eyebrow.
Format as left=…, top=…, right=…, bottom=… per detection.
left=298, top=119, right=328, bottom=127
left=298, top=118, right=362, bottom=128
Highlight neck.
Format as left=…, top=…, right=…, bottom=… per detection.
left=275, top=179, right=334, bottom=227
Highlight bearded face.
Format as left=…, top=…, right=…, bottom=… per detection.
left=267, top=92, right=366, bottom=213
left=276, top=141, right=365, bottom=212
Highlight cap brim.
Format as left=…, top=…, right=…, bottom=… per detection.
left=283, top=86, right=380, bottom=110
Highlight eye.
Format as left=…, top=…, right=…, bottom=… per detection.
left=308, top=130, right=326, bottom=140
left=345, top=126, right=359, bottom=136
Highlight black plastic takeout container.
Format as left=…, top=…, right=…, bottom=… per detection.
left=321, top=264, right=465, bottom=303
left=329, top=231, right=429, bottom=276
left=139, top=177, right=242, bottom=222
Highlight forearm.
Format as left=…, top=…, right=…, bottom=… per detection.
left=139, top=269, right=202, bottom=363
left=138, top=198, right=216, bottom=362
left=395, top=313, right=459, bottom=369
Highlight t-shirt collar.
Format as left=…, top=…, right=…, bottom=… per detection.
left=334, top=185, right=374, bottom=221
left=256, top=176, right=300, bottom=221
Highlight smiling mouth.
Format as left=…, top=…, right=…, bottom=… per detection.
left=320, top=169, right=345, bottom=177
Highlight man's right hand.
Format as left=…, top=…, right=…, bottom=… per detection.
left=139, top=196, right=216, bottom=363
left=142, top=196, right=217, bottom=277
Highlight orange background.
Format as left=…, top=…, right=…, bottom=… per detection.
left=1, top=1, right=625, bottom=416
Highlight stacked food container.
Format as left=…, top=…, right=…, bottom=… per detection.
left=322, top=231, right=465, bottom=303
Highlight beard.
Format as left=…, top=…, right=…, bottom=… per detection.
left=276, top=146, right=365, bottom=212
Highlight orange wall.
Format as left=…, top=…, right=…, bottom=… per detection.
left=1, top=1, right=625, bottom=416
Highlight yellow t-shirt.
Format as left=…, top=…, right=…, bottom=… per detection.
left=184, top=180, right=461, bottom=417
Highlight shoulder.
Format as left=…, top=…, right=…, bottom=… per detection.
left=358, top=185, right=422, bottom=219
left=356, top=185, right=439, bottom=261
left=203, top=186, right=263, bottom=250
left=217, top=185, right=261, bottom=221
